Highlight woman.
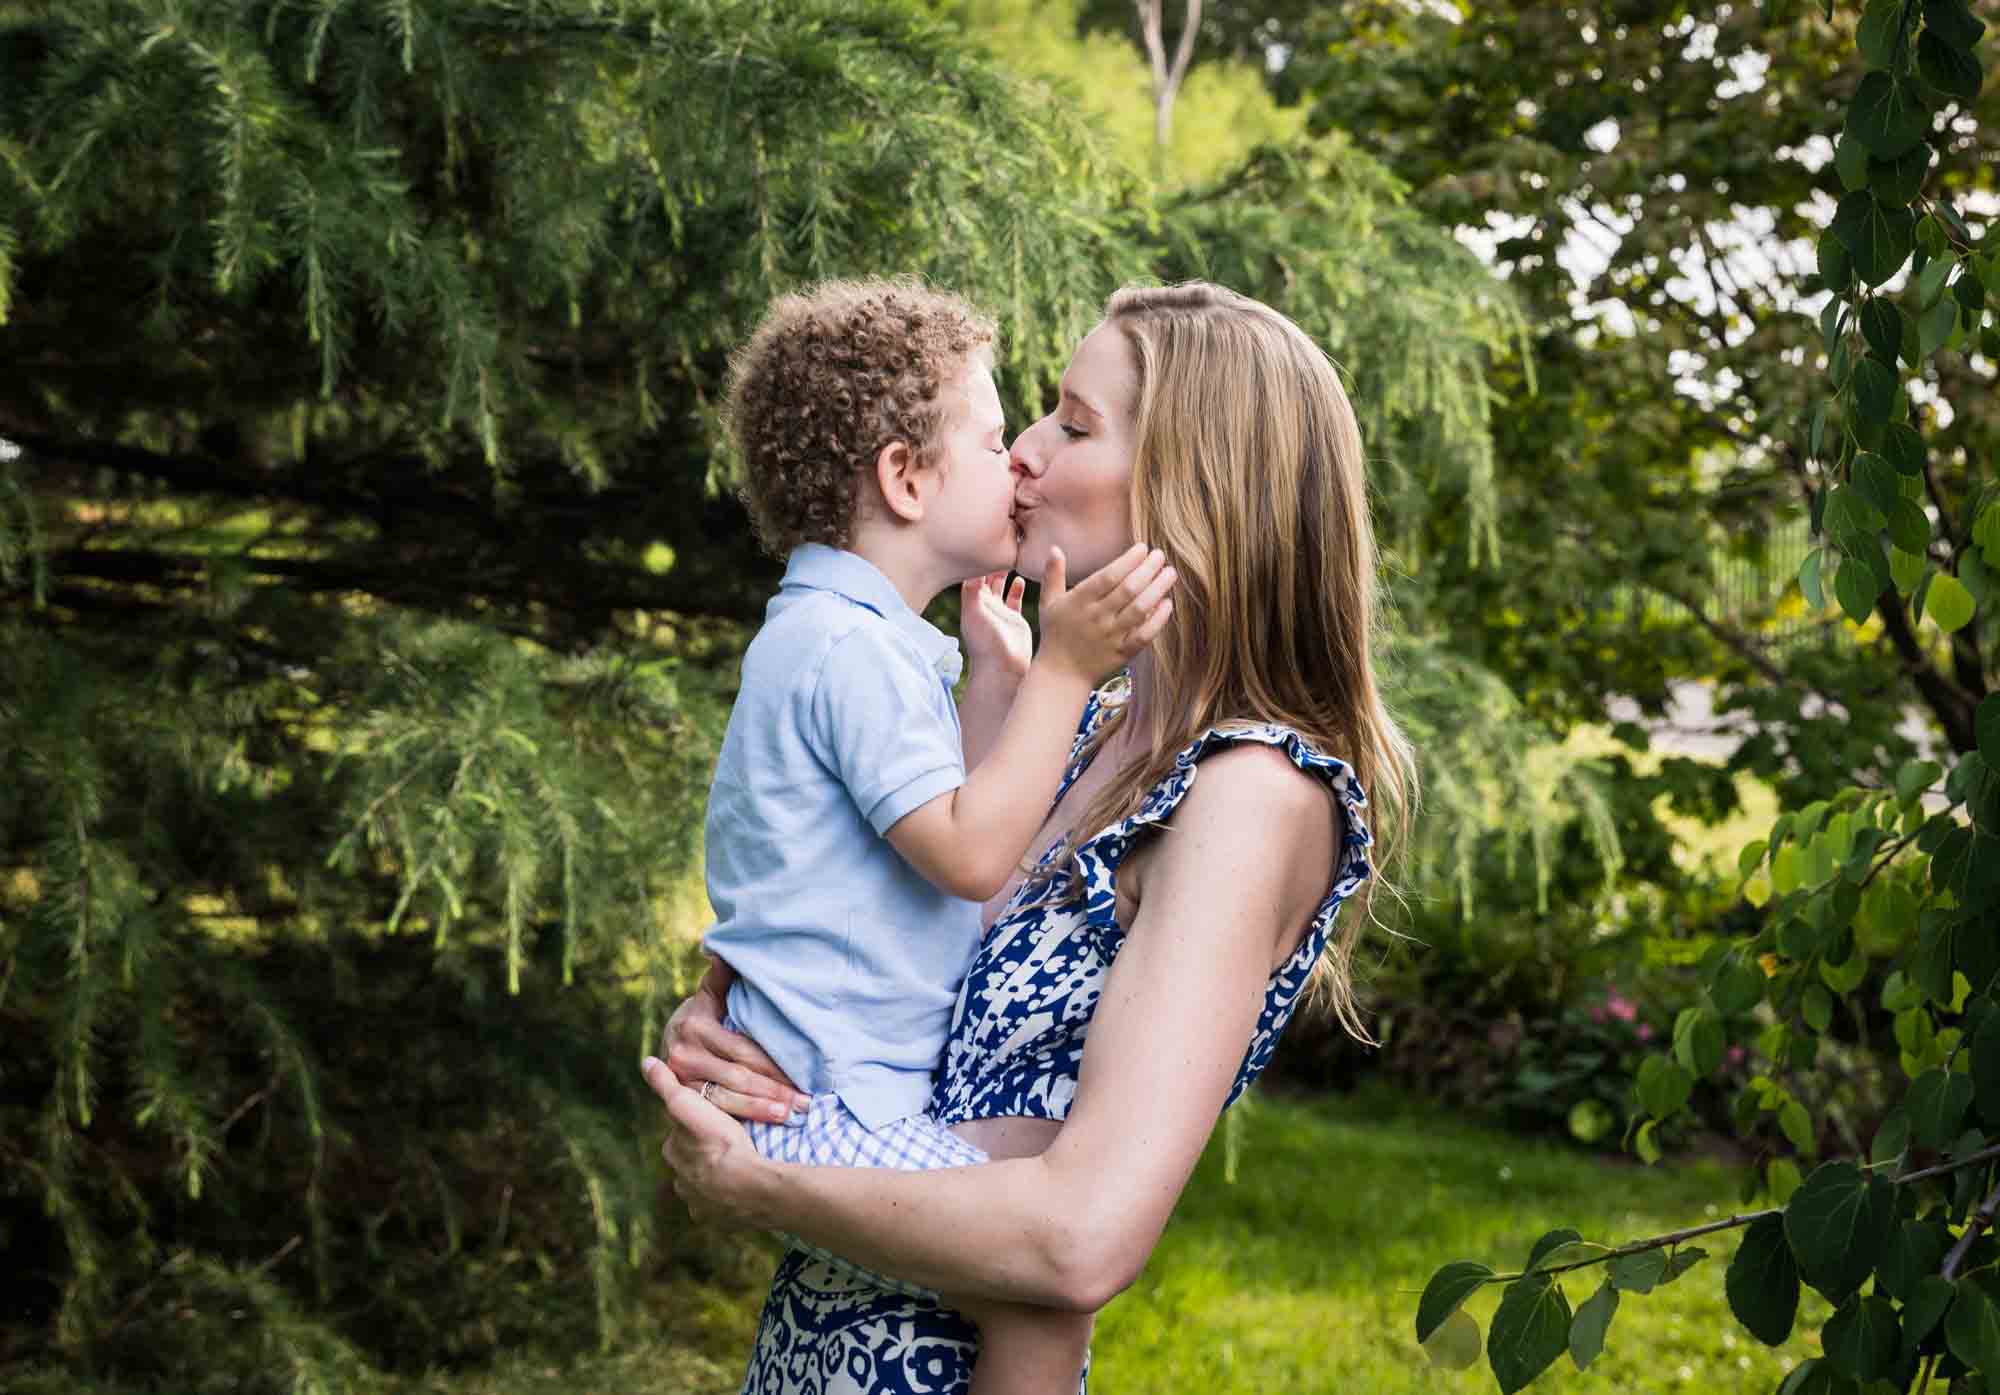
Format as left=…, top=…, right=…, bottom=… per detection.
left=644, top=281, right=1414, bottom=1392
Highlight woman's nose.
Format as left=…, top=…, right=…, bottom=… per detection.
left=1010, top=433, right=1047, bottom=479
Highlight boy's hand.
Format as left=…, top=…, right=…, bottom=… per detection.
left=958, top=571, right=1033, bottom=683
left=1035, top=543, right=1175, bottom=685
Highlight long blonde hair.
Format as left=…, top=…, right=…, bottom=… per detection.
left=1041, top=282, right=1416, bottom=1042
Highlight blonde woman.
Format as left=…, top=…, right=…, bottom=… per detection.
left=643, top=282, right=1415, bottom=1394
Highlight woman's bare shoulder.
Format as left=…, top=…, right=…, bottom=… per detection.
left=1151, top=743, right=1338, bottom=900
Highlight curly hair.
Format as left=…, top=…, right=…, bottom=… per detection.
left=724, top=279, right=998, bottom=557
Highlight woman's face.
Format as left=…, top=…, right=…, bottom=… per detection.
left=1009, top=322, right=1139, bottom=583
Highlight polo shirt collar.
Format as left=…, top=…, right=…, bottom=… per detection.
left=782, top=544, right=964, bottom=686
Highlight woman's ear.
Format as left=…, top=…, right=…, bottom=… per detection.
left=870, top=440, right=927, bottom=524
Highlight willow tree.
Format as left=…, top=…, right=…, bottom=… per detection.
left=0, top=0, right=1532, bottom=1387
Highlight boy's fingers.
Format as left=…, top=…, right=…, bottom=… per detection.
left=1121, top=567, right=1176, bottom=625
left=1044, top=546, right=1067, bottom=599
left=1076, top=543, right=1148, bottom=599
left=1006, top=576, right=1026, bottom=611
left=1132, top=598, right=1174, bottom=646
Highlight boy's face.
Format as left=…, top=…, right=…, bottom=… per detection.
left=923, top=354, right=1019, bottom=579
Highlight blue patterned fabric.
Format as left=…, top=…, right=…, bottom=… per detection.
left=738, top=692, right=1374, bottom=1395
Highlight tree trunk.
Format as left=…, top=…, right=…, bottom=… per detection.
left=1135, top=0, right=1203, bottom=163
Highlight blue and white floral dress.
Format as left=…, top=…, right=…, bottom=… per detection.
left=737, top=692, right=1374, bottom=1395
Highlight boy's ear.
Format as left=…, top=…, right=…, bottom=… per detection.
left=870, top=440, right=927, bottom=524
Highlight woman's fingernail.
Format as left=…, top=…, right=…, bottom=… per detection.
left=641, top=1056, right=662, bottom=1073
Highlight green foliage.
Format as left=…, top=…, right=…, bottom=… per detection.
left=1412, top=0, right=2000, bottom=1388
left=0, top=0, right=1566, bottom=1385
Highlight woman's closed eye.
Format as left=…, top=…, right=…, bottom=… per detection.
left=1059, top=423, right=1088, bottom=440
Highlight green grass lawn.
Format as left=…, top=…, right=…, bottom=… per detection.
left=1092, top=1085, right=1825, bottom=1394
left=419, top=1086, right=1824, bottom=1395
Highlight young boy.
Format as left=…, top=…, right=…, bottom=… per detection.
left=698, top=280, right=1172, bottom=1391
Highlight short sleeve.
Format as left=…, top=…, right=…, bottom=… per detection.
left=807, top=624, right=965, bottom=836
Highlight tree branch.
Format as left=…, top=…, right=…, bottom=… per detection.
left=1943, top=1176, right=2000, bottom=1281
left=1871, top=586, right=1979, bottom=753
left=1484, top=1142, right=2000, bottom=1285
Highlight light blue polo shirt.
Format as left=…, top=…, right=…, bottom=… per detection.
left=703, top=545, right=982, bottom=1130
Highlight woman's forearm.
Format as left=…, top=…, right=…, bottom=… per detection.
left=748, top=1148, right=1132, bottom=1311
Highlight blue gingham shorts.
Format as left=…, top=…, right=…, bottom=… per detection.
left=743, top=1094, right=989, bottom=1298
left=718, top=1013, right=986, bottom=1297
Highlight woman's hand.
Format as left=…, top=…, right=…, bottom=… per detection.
left=661, top=957, right=810, bottom=1126
left=641, top=1054, right=772, bottom=1229
left=958, top=570, right=1032, bottom=683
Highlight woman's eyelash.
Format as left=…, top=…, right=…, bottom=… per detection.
left=1059, top=423, right=1087, bottom=440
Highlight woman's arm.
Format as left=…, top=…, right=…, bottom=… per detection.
left=648, top=745, right=1336, bottom=1310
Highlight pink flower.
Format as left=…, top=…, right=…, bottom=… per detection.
left=1607, top=994, right=1638, bottom=1022
left=1728, top=1045, right=1746, bottom=1065
left=1635, top=1022, right=1654, bottom=1042
left=1590, top=1005, right=1608, bottom=1024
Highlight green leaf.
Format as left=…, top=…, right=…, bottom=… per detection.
left=1780, top=1098, right=1817, bottom=1154
left=1712, top=950, right=1766, bottom=1016
left=1846, top=72, right=1932, bottom=159
left=1836, top=556, right=1883, bottom=623
left=1889, top=543, right=1927, bottom=593
left=1818, top=231, right=1854, bottom=292
left=1836, top=135, right=1873, bottom=192
left=1803, top=984, right=1834, bottom=1034
left=1821, top=948, right=1869, bottom=992
left=1946, top=1277, right=2000, bottom=1377
left=1784, top=1162, right=1894, bottom=1298
left=1972, top=1009, right=2000, bottom=1134
left=1887, top=500, right=1932, bottom=556
left=1978, top=502, right=2000, bottom=564
left=1567, top=1280, right=1617, bottom=1372
left=1877, top=1219, right=1946, bottom=1301
left=1776, top=1356, right=1858, bottom=1395
left=1978, top=692, right=2000, bottom=769
left=1673, top=1007, right=1725, bottom=1077
left=1849, top=356, right=1902, bottom=425
left=1898, top=759, right=1944, bottom=804
left=1859, top=301, right=1904, bottom=362
left=1831, top=193, right=1915, bottom=286
left=1918, top=29, right=1983, bottom=102
left=1924, top=0, right=1987, bottom=48
left=1487, top=1273, right=1571, bottom=1395
left=1608, top=1248, right=1668, bottom=1295
left=1422, top=1309, right=1482, bottom=1370
left=1925, top=573, right=1975, bottom=632
left=1917, top=212, right=1950, bottom=258
left=1907, top=1067, right=1974, bottom=1148
left=1920, top=254, right=1957, bottom=307
left=1882, top=422, right=1926, bottom=474
left=1858, top=0, right=1910, bottom=69
left=1768, top=1157, right=1804, bottom=1205
left=1800, top=549, right=1827, bottom=609
left=1852, top=452, right=1901, bottom=516
left=1526, top=1228, right=1583, bottom=1273
left=1868, top=144, right=1932, bottom=206
left=1900, top=1274, right=1956, bottom=1359
left=1868, top=1108, right=1911, bottom=1174
left=1636, top=1054, right=1694, bottom=1120
left=1822, top=1294, right=1900, bottom=1382
left=1920, top=293, right=1957, bottom=355
left=1416, top=1260, right=1493, bottom=1342
left=1658, top=1247, right=1707, bottom=1286
left=1726, top=1213, right=1800, bottom=1345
